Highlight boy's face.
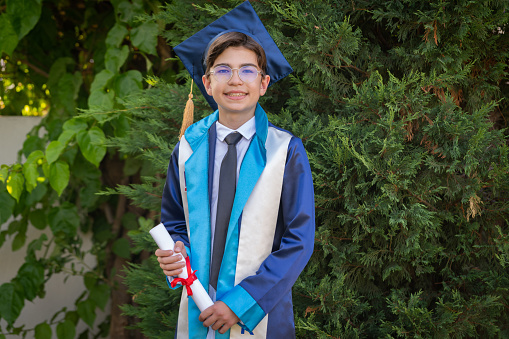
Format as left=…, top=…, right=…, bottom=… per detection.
left=202, top=46, right=270, bottom=127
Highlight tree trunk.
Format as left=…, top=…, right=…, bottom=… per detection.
left=102, top=154, right=144, bottom=338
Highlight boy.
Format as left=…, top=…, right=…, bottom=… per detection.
left=156, top=2, right=315, bottom=338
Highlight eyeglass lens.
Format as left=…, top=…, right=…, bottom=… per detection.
left=212, top=65, right=260, bottom=83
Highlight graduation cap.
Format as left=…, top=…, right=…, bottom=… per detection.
left=173, top=1, right=293, bottom=137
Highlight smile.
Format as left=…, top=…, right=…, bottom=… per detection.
left=226, top=93, right=247, bottom=97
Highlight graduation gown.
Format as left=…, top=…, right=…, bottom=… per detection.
left=161, top=104, right=315, bottom=338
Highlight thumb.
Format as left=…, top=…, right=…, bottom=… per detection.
left=174, top=241, right=186, bottom=257
left=174, top=241, right=187, bottom=258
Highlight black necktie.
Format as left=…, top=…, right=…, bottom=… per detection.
left=210, top=132, right=243, bottom=290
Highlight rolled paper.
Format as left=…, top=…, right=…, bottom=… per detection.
left=150, top=223, right=214, bottom=311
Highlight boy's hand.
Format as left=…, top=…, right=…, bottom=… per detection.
left=155, top=241, right=187, bottom=277
left=199, top=301, right=240, bottom=334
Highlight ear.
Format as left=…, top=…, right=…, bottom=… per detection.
left=202, top=75, right=212, bottom=96
left=259, top=74, right=270, bottom=96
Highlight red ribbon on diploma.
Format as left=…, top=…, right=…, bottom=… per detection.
left=170, top=256, right=198, bottom=296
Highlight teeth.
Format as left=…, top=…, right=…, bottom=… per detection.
left=227, top=93, right=246, bottom=96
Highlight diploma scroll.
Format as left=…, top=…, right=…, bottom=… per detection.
left=150, top=223, right=214, bottom=311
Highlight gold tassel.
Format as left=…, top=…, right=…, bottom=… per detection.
left=179, top=79, right=194, bottom=139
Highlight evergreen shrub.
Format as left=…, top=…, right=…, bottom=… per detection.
left=107, top=1, right=509, bottom=337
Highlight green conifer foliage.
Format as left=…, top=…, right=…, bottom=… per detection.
left=109, top=1, right=508, bottom=337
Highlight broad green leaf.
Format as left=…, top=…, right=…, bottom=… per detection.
left=114, top=70, right=142, bottom=98
left=12, top=231, right=26, bottom=251
left=25, top=150, right=45, bottom=165
left=73, top=71, right=84, bottom=98
left=88, top=90, right=115, bottom=110
left=49, top=161, right=70, bottom=196
left=56, top=319, right=75, bottom=339
left=22, top=135, right=45, bottom=158
left=58, top=129, right=76, bottom=146
left=34, top=322, right=52, bottom=339
left=7, top=0, right=42, bottom=39
left=138, top=216, right=154, bottom=231
left=142, top=51, right=153, bottom=72
left=130, top=21, right=158, bottom=55
left=56, top=73, right=81, bottom=115
left=47, top=58, right=74, bottom=93
left=26, top=233, right=47, bottom=256
left=46, top=140, right=65, bottom=165
left=22, top=162, right=38, bottom=193
left=47, top=121, right=65, bottom=140
left=83, top=273, right=97, bottom=290
left=6, top=172, right=24, bottom=202
left=112, top=237, right=131, bottom=259
left=0, top=167, right=8, bottom=183
left=89, top=283, right=110, bottom=311
left=111, top=114, right=130, bottom=138
left=17, top=262, right=45, bottom=301
left=79, top=181, right=100, bottom=208
left=72, top=71, right=83, bottom=98
left=61, top=144, right=78, bottom=166
left=115, top=0, right=143, bottom=24
left=63, top=119, right=88, bottom=133
left=42, top=162, right=49, bottom=178
left=76, top=127, right=107, bottom=167
left=0, top=14, right=19, bottom=56
left=26, top=182, right=47, bottom=205
left=106, top=23, right=128, bottom=48
left=29, top=209, right=47, bottom=230
left=77, top=299, right=96, bottom=327
left=57, top=73, right=75, bottom=111
left=48, top=203, right=79, bottom=238
left=65, top=310, right=79, bottom=325
left=105, top=45, right=129, bottom=73
left=11, top=163, right=22, bottom=172
left=8, top=219, right=23, bottom=235
left=0, top=183, right=15, bottom=224
left=90, top=69, right=115, bottom=93
left=0, top=283, right=24, bottom=326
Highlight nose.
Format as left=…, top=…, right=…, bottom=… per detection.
left=228, top=69, right=243, bottom=84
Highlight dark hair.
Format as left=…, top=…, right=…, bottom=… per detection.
left=204, top=32, right=267, bottom=77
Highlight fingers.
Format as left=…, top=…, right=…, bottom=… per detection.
left=199, top=302, right=239, bottom=333
left=198, top=306, right=213, bottom=322
left=212, top=320, right=225, bottom=332
left=160, top=260, right=186, bottom=276
left=155, top=249, right=173, bottom=257
left=174, top=241, right=187, bottom=257
left=201, top=313, right=225, bottom=331
left=155, top=248, right=186, bottom=276
left=154, top=241, right=187, bottom=258
left=218, top=320, right=236, bottom=334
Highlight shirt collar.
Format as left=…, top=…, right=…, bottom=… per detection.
left=216, top=116, right=256, bottom=142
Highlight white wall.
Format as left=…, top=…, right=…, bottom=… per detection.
left=0, top=116, right=108, bottom=338
left=0, top=116, right=42, bottom=164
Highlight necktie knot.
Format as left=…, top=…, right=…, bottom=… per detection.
left=224, top=132, right=242, bottom=146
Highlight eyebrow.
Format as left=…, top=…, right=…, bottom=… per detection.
left=214, top=62, right=258, bottom=68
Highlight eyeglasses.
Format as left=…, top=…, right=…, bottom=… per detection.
left=209, top=65, right=262, bottom=83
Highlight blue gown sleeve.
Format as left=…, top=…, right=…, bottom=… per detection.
left=161, top=142, right=192, bottom=290
left=160, top=142, right=190, bottom=249
left=221, top=137, right=315, bottom=330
